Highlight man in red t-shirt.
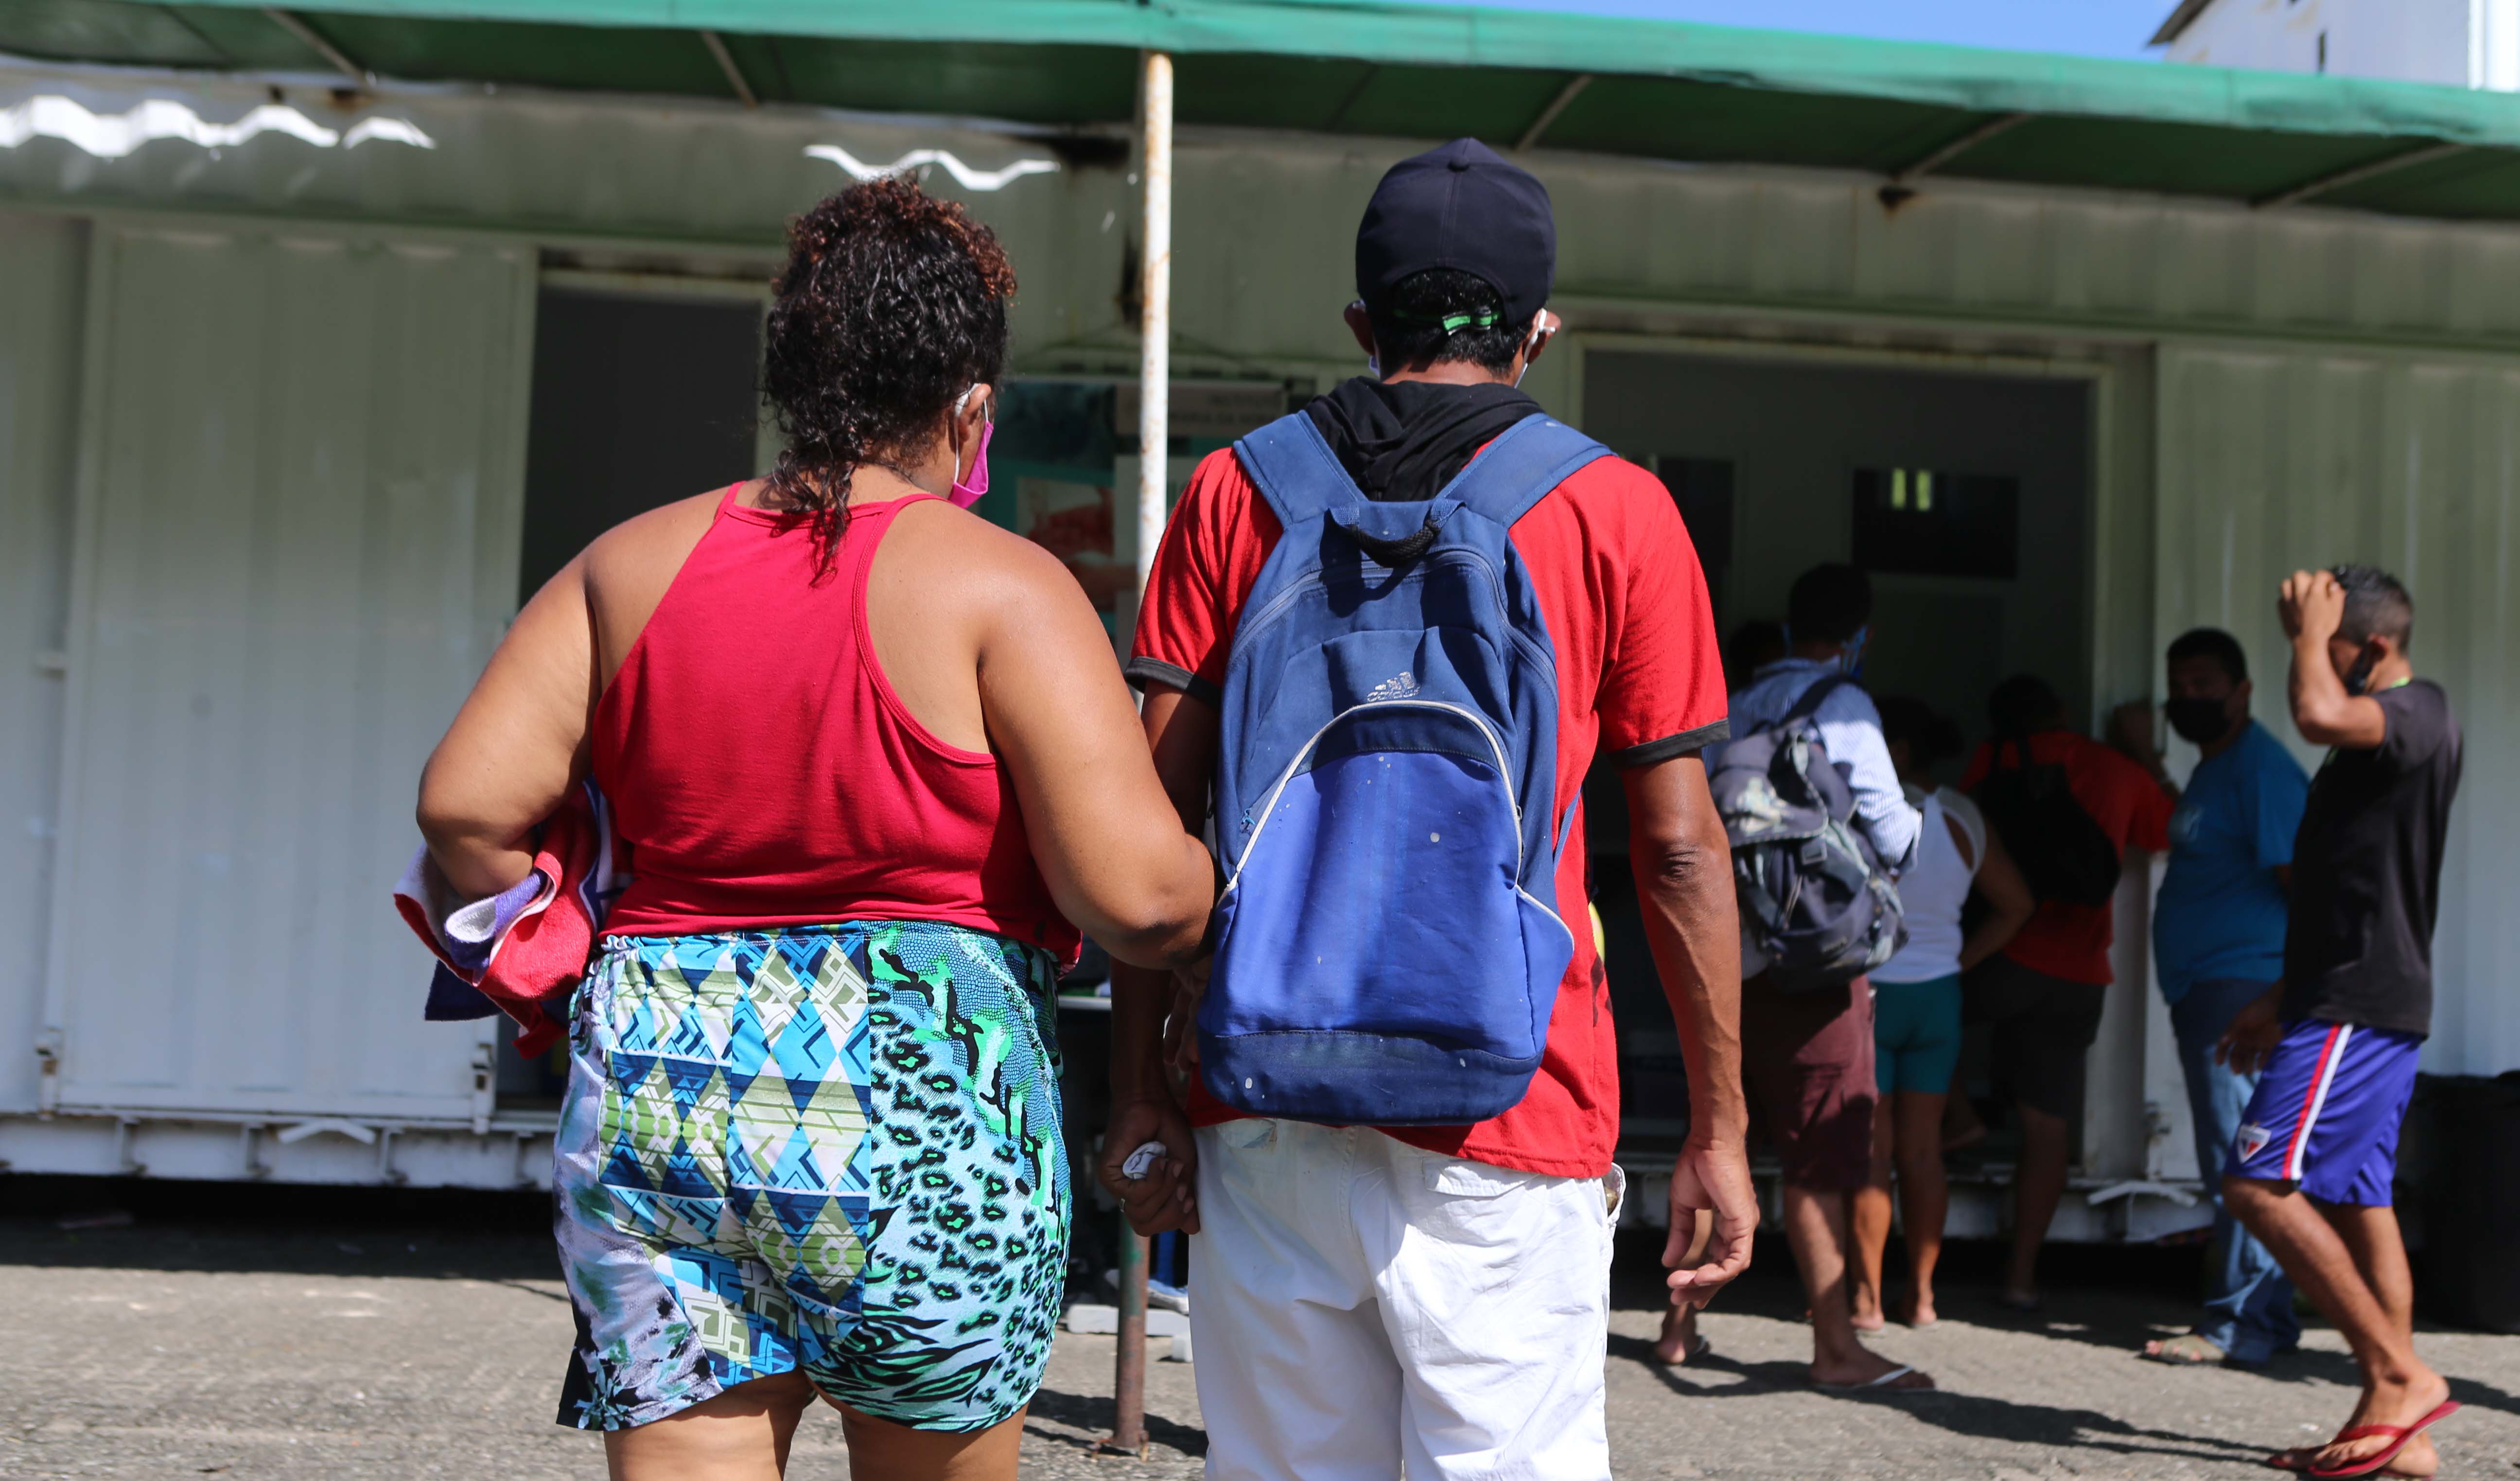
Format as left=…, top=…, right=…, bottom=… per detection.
left=1092, top=139, right=1757, bottom=1480
left=1958, top=672, right=2172, bottom=1308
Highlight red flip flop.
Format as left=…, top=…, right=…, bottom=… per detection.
left=2304, top=1400, right=2461, bottom=1479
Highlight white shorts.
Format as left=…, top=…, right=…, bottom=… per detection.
left=1190, top=1119, right=1619, bottom=1481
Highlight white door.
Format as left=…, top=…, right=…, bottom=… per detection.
left=41, top=222, right=534, bottom=1121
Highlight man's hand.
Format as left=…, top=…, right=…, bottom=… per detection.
left=2280, top=569, right=2345, bottom=645
left=1098, top=1095, right=1201, bottom=1236
left=1662, top=1136, right=1757, bottom=1310
left=2216, top=985, right=2286, bottom=1076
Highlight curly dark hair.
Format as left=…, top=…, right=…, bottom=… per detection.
left=760, top=175, right=1016, bottom=547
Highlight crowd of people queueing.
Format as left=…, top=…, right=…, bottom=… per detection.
left=411, top=137, right=2465, bottom=1481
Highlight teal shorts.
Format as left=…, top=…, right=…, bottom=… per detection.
left=1871, top=973, right=1962, bottom=1095
left=551, top=920, right=1068, bottom=1433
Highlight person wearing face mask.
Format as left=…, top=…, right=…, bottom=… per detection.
left=1700, top=562, right=1931, bottom=1392
left=416, top=176, right=1216, bottom=1480
left=1109, top=138, right=1760, bottom=1479
left=2108, top=629, right=2309, bottom=1368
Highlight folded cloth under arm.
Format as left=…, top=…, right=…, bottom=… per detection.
left=392, top=780, right=630, bottom=1057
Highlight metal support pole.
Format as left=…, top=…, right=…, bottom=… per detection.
left=1104, top=47, right=1171, bottom=1463
left=1109, top=1224, right=1152, bottom=1456
left=1134, top=49, right=1174, bottom=607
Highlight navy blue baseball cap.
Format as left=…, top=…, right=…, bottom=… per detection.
left=1354, top=137, right=1556, bottom=328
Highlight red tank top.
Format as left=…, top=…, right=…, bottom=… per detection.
left=591, top=488, right=1081, bottom=961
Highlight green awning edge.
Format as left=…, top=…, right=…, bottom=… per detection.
left=149, top=0, right=2520, bottom=148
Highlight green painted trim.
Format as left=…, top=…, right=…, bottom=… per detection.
left=152, top=0, right=2520, bottom=145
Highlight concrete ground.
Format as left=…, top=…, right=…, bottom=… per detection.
left=2, top=1190, right=2516, bottom=1480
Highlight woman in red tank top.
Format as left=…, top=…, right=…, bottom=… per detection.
left=417, top=178, right=1212, bottom=1480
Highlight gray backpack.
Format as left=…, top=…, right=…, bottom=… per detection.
left=1710, top=675, right=1906, bottom=993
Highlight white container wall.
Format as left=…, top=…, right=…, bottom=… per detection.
left=0, top=215, right=85, bottom=1117
left=38, top=220, right=534, bottom=1122
left=2157, top=345, right=2520, bottom=1077
left=4, top=58, right=2520, bottom=1192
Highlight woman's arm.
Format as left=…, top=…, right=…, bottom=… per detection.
left=416, top=559, right=599, bottom=899
left=977, top=542, right=1214, bottom=970
left=1959, top=823, right=2036, bottom=972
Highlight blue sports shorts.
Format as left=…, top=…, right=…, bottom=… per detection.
left=551, top=920, right=1069, bottom=1432
left=2226, top=1017, right=2422, bottom=1207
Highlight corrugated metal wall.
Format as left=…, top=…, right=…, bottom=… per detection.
left=0, top=214, right=85, bottom=1115
left=2157, top=345, right=2520, bottom=1076
left=41, top=221, right=534, bottom=1119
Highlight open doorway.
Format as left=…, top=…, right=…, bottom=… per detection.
left=1581, top=346, right=2096, bottom=1165
left=515, top=284, right=767, bottom=601
left=495, top=279, right=767, bottom=1109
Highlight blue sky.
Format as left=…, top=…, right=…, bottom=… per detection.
left=1445, top=0, right=2178, bottom=59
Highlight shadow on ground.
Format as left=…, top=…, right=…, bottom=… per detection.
left=0, top=1172, right=553, bottom=1281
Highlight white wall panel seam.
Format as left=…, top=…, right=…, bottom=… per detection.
left=34, top=223, right=122, bottom=1112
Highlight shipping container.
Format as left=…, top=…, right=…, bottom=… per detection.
left=1, top=2, right=2515, bottom=1241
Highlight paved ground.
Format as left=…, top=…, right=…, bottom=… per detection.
left=2, top=1186, right=2515, bottom=1479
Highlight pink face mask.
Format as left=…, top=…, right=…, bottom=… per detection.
left=950, top=387, right=993, bottom=509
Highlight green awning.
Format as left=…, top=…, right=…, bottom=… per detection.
left=13, top=0, right=2520, bottom=219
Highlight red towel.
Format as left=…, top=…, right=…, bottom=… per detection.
left=393, top=781, right=629, bottom=1057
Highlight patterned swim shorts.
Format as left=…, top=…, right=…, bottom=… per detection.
left=552, top=920, right=1068, bottom=1433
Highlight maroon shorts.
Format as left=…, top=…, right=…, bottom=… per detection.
left=1741, top=973, right=1877, bottom=1192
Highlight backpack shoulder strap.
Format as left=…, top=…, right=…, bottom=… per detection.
left=1232, top=411, right=1359, bottom=530
left=1436, top=415, right=1615, bottom=528
left=1780, top=672, right=1851, bottom=727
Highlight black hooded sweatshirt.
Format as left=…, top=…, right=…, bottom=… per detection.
left=1302, top=377, right=1541, bottom=503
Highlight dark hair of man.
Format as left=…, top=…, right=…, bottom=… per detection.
left=1785, top=563, right=1873, bottom=646
left=760, top=175, right=1015, bottom=555
left=1877, top=695, right=1964, bottom=770
left=2331, top=564, right=2415, bottom=650
left=1988, top=672, right=2065, bottom=735
left=1366, top=267, right=1531, bottom=374
left=2167, top=627, right=2248, bottom=686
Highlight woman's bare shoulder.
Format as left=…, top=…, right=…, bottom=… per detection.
left=884, top=497, right=1091, bottom=615
left=581, top=488, right=726, bottom=590
left=578, top=486, right=732, bottom=676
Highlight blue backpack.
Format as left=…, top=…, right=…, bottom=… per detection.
left=1200, top=410, right=1611, bottom=1126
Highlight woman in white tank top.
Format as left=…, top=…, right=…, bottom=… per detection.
left=1850, top=699, right=2035, bottom=1331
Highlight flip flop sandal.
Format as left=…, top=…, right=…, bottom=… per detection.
left=2305, top=1401, right=2462, bottom=1480
left=2143, top=1333, right=2230, bottom=1365
left=1995, top=1290, right=2042, bottom=1313
left=1656, top=1333, right=1711, bottom=1366
left=1816, top=1363, right=1929, bottom=1392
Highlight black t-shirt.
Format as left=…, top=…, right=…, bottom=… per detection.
left=2282, top=679, right=2463, bottom=1037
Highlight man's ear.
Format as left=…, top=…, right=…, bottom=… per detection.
left=2232, top=676, right=2254, bottom=713
left=1343, top=301, right=1378, bottom=359
left=1519, top=308, right=1560, bottom=372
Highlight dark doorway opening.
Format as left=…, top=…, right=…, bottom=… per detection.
left=516, top=287, right=764, bottom=603
left=500, top=284, right=764, bottom=1107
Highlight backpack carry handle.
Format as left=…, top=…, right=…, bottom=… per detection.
left=1337, top=514, right=1443, bottom=565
